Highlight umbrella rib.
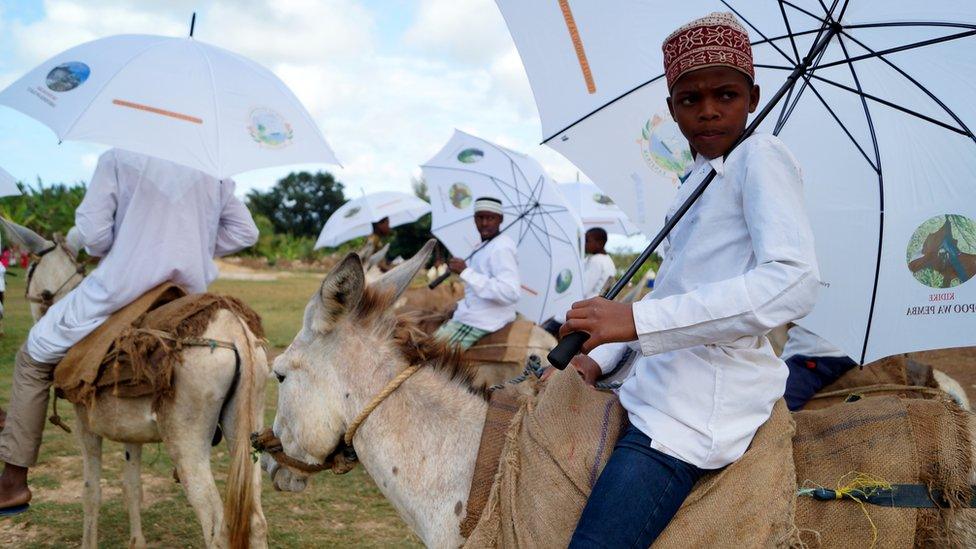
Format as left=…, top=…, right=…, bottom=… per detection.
left=774, top=31, right=835, bottom=134
left=815, top=30, right=976, bottom=70
left=777, top=0, right=802, bottom=63
left=837, top=33, right=885, bottom=364
left=802, top=79, right=879, bottom=171
left=753, top=64, right=797, bottom=71
left=751, top=27, right=824, bottom=48
left=809, top=74, right=971, bottom=137
left=533, top=208, right=576, bottom=247
left=720, top=1, right=797, bottom=66
left=806, top=1, right=839, bottom=60
left=541, top=74, right=666, bottom=144
left=838, top=30, right=976, bottom=143
left=845, top=21, right=976, bottom=31
left=780, top=0, right=828, bottom=23
left=837, top=0, right=852, bottom=22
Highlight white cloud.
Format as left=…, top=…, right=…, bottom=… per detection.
left=403, top=0, right=512, bottom=66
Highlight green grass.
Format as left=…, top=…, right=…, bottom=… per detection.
left=0, top=268, right=422, bottom=547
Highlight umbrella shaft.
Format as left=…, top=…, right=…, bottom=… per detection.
left=549, top=24, right=839, bottom=369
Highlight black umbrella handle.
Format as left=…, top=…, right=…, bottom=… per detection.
left=546, top=24, right=840, bottom=370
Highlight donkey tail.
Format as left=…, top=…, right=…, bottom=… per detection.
left=224, top=315, right=266, bottom=548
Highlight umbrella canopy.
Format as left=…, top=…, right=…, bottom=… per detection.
left=0, top=167, right=22, bottom=198
left=0, top=34, right=339, bottom=178
left=559, top=181, right=641, bottom=236
left=314, top=191, right=431, bottom=249
left=498, top=2, right=976, bottom=363
left=424, top=129, right=584, bottom=324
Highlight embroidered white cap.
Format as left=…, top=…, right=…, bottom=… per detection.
left=473, top=197, right=504, bottom=215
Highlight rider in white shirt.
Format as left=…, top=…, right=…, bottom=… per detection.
left=434, top=197, right=520, bottom=349
left=0, top=149, right=259, bottom=515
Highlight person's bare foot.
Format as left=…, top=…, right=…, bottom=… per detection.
left=0, top=464, right=31, bottom=511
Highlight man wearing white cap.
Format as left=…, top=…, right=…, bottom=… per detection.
left=434, top=197, right=520, bottom=349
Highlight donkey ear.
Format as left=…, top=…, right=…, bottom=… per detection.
left=365, top=242, right=390, bottom=271
left=0, top=217, right=54, bottom=254
left=373, top=239, right=436, bottom=301
left=309, top=253, right=365, bottom=333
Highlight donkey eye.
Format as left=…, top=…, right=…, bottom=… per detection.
left=275, top=373, right=286, bottom=383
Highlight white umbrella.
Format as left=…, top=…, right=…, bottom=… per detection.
left=424, top=129, right=584, bottom=324
left=0, top=34, right=339, bottom=178
left=0, top=167, right=23, bottom=198
left=559, top=181, right=641, bottom=236
left=498, top=1, right=976, bottom=364
left=314, top=191, right=431, bottom=249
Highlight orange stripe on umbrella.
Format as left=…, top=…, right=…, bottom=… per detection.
left=521, top=285, right=539, bottom=296
left=112, top=99, right=203, bottom=124
left=558, top=0, right=596, bottom=94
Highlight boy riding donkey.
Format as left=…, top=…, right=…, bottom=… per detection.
left=557, top=13, right=820, bottom=546
left=0, top=149, right=259, bottom=515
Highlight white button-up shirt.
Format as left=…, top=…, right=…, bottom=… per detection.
left=452, top=233, right=520, bottom=332
left=589, top=134, right=819, bottom=469
left=781, top=325, right=847, bottom=359
left=583, top=253, right=617, bottom=299
left=27, top=149, right=259, bottom=363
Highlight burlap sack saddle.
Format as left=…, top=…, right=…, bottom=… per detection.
left=53, top=283, right=264, bottom=407
left=462, top=357, right=974, bottom=548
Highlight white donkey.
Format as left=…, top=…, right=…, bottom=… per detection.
left=262, top=240, right=976, bottom=548
left=2, top=219, right=269, bottom=549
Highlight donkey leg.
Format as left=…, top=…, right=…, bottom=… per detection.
left=164, top=433, right=224, bottom=548
left=77, top=416, right=103, bottom=549
left=122, top=443, right=146, bottom=549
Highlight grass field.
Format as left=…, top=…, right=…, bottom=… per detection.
left=0, top=268, right=422, bottom=548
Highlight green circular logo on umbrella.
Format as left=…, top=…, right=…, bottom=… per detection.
left=344, top=206, right=362, bottom=218
left=449, top=183, right=472, bottom=209
left=46, top=62, right=90, bottom=92
left=457, top=148, right=484, bottom=163
left=639, top=114, right=693, bottom=185
left=555, top=269, right=573, bottom=293
left=592, top=193, right=614, bottom=205
left=248, top=108, right=294, bottom=148
left=907, top=214, right=976, bottom=289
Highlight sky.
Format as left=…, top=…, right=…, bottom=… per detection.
left=0, top=0, right=647, bottom=250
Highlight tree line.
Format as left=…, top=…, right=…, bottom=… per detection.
left=0, top=172, right=438, bottom=265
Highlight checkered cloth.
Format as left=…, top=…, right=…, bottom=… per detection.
left=435, top=319, right=491, bottom=350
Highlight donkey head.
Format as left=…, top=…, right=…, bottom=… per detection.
left=0, top=218, right=83, bottom=321
left=268, top=239, right=436, bottom=491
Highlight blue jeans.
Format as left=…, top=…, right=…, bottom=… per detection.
left=570, top=425, right=705, bottom=548
left=783, top=354, right=857, bottom=411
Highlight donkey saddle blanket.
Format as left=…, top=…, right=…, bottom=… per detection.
left=464, top=366, right=974, bottom=548
left=463, top=319, right=537, bottom=366
left=54, top=282, right=264, bottom=406
left=463, top=369, right=797, bottom=548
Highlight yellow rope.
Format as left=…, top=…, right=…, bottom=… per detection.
left=344, top=364, right=421, bottom=446
left=801, top=472, right=892, bottom=548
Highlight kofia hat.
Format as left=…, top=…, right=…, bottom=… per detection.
left=662, top=12, right=754, bottom=91
left=473, top=197, right=504, bottom=215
